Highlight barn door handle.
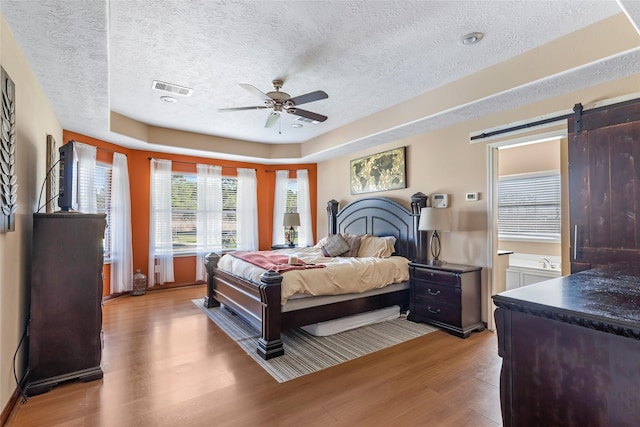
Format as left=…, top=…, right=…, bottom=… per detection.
left=574, top=225, right=578, bottom=260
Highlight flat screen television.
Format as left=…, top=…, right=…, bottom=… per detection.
left=57, top=141, right=78, bottom=211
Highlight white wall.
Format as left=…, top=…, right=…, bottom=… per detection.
left=0, top=12, right=62, bottom=412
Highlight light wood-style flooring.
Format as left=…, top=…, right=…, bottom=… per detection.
left=6, top=285, right=503, bottom=426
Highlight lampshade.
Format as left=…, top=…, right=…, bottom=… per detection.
left=283, top=212, right=301, bottom=227
left=418, top=207, right=450, bottom=232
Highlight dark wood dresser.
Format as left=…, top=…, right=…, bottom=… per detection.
left=493, top=262, right=640, bottom=427
left=408, top=262, right=483, bottom=338
left=26, top=213, right=106, bottom=396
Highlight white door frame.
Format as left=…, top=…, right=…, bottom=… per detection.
left=484, top=129, right=567, bottom=331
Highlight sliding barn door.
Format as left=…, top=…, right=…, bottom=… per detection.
left=569, top=100, right=640, bottom=273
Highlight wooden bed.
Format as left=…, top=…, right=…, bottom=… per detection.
left=204, top=193, right=427, bottom=359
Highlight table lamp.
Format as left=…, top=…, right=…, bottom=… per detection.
left=418, top=207, right=450, bottom=265
left=283, top=212, right=301, bottom=246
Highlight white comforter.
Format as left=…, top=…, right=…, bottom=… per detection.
left=217, top=247, right=410, bottom=305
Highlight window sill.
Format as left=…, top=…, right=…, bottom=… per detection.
left=499, top=235, right=560, bottom=244
left=173, top=251, right=198, bottom=258
left=172, top=250, right=239, bottom=258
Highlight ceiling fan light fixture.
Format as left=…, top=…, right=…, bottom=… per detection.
left=220, top=80, right=328, bottom=125
left=461, top=32, right=483, bottom=45
left=294, top=116, right=320, bottom=125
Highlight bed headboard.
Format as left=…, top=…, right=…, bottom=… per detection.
left=326, top=193, right=427, bottom=262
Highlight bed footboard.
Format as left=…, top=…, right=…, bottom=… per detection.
left=205, top=253, right=285, bottom=359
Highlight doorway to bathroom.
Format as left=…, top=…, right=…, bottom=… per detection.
left=486, top=131, right=570, bottom=330
left=497, top=138, right=564, bottom=291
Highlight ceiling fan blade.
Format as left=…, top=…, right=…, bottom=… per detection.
left=265, top=112, right=280, bottom=128
left=239, top=83, right=272, bottom=102
left=287, top=108, right=328, bottom=123
left=218, top=106, right=268, bottom=112
left=289, top=90, right=328, bottom=106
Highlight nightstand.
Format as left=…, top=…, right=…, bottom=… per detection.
left=271, top=244, right=297, bottom=250
left=408, top=262, right=484, bottom=338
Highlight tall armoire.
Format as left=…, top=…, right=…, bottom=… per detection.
left=26, top=212, right=106, bottom=396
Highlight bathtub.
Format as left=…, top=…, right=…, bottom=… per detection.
left=505, top=253, right=561, bottom=290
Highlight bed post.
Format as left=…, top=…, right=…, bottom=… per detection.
left=327, top=199, right=339, bottom=235
left=204, top=252, right=221, bottom=308
left=257, top=270, right=285, bottom=359
left=411, top=192, right=428, bottom=263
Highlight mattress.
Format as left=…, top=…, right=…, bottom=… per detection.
left=217, top=246, right=411, bottom=304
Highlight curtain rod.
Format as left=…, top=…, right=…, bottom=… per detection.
left=68, top=140, right=119, bottom=155
left=148, top=157, right=256, bottom=171
left=265, top=168, right=309, bottom=172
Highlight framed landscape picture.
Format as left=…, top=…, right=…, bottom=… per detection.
left=350, top=147, right=406, bottom=194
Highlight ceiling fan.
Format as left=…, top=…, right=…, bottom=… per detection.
left=218, top=79, right=328, bottom=128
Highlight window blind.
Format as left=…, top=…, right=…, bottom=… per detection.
left=221, top=177, right=237, bottom=249
left=171, top=173, right=197, bottom=252
left=498, top=171, right=561, bottom=240
left=286, top=180, right=297, bottom=212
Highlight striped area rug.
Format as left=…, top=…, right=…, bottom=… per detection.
left=192, top=299, right=437, bottom=382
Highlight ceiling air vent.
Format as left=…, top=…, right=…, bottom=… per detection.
left=152, top=80, right=193, bottom=97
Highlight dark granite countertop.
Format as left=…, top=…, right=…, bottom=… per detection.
left=492, top=262, right=640, bottom=332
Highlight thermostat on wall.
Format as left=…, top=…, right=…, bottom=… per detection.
left=431, top=194, right=448, bottom=208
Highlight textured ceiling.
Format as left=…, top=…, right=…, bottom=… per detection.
left=1, top=0, right=640, bottom=163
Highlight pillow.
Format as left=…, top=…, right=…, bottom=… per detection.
left=321, top=233, right=351, bottom=257
left=340, top=233, right=362, bottom=257
left=357, top=235, right=396, bottom=258
left=314, top=236, right=328, bottom=248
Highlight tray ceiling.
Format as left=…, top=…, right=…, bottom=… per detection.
left=1, top=0, right=639, bottom=163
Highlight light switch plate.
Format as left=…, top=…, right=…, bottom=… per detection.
left=465, top=192, right=478, bottom=201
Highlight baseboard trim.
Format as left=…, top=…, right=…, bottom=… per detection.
left=102, top=282, right=205, bottom=302
left=0, top=377, right=27, bottom=427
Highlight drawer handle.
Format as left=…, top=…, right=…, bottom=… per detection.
left=428, top=306, right=441, bottom=314
left=427, top=288, right=440, bottom=296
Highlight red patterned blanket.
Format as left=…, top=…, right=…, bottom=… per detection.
left=229, top=251, right=325, bottom=274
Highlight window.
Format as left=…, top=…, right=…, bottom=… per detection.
left=286, top=179, right=297, bottom=213
left=95, top=161, right=112, bottom=257
left=285, top=179, right=298, bottom=244
left=498, top=171, right=561, bottom=241
left=171, top=173, right=197, bottom=252
left=221, top=177, right=237, bottom=249
left=171, top=172, right=238, bottom=252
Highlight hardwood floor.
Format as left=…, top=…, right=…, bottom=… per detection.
left=6, top=285, right=503, bottom=426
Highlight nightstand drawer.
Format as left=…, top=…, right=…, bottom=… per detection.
left=411, top=267, right=459, bottom=286
left=413, top=301, right=461, bottom=326
left=413, top=281, right=460, bottom=306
